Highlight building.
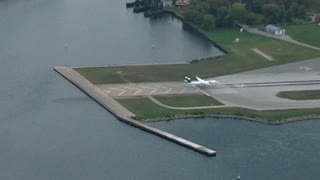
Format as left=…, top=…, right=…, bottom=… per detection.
left=175, top=0, right=190, bottom=6
left=265, top=25, right=286, bottom=36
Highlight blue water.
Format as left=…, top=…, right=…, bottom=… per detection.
left=0, top=0, right=319, bottom=179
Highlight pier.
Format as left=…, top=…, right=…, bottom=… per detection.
left=54, top=67, right=216, bottom=157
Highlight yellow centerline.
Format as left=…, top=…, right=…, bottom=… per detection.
left=124, top=86, right=142, bottom=95
left=139, top=85, right=155, bottom=90
left=164, top=88, right=172, bottom=94
left=180, top=88, right=186, bottom=93
left=103, top=90, right=110, bottom=94
left=110, top=87, right=126, bottom=96
left=118, top=90, right=126, bottom=96
left=134, top=89, right=142, bottom=95
left=139, top=85, right=158, bottom=95
left=150, top=89, right=157, bottom=95
left=110, top=87, right=124, bottom=91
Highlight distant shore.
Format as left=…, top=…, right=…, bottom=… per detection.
left=163, top=9, right=228, bottom=54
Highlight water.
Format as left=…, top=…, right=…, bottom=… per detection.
left=0, top=0, right=319, bottom=179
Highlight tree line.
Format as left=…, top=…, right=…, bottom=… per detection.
left=180, top=0, right=319, bottom=30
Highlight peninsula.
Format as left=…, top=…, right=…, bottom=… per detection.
left=55, top=0, right=320, bottom=156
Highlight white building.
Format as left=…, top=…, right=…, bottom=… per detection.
left=265, top=25, right=286, bottom=36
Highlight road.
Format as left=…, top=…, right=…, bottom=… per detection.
left=240, top=24, right=320, bottom=51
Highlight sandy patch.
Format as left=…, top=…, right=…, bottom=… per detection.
left=252, top=48, right=275, bottom=61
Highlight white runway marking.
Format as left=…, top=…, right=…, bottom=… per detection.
left=180, top=88, right=186, bottom=93
left=299, top=66, right=311, bottom=71
left=198, top=89, right=210, bottom=96
left=164, top=88, right=172, bottom=94
left=124, top=86, right=142, bottom=95
left=134, top=89, right=142, bottom=95
left=110, top=87, right=126, bottom=96
left=140, top=85, right=157, bottom=95
left=150, top=89, right=157, bottom=95
left=103, top=90, right=110, bottom=94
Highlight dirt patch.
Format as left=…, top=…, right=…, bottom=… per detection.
left=252, top=48, right=275, bottom=61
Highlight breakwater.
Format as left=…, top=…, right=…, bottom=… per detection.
left=54, top=67, right=216, bottom=157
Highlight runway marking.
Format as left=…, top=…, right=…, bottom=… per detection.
left=103, top=90, right=110, bottom=94
left=124, top=86, right=142, bottom=95
left=299, top=66, right=311, bottom=71
left=234, top=84, right=246, bottom=88
left=110, top=87, right=126, bottom=96
left=118, top=90, right=126, bottom=96
left=139, top=85, right=155, bottom=90
left=110, top=87, right=124, bottom=91
left=134, top=89, right=142, bottom=95
left=164, top=88, right=172, bottom=94
left=179, top=88, right=186, bottom=93
left=198, top=89, right=210, bottom=96
left=140, top=85, right=158, bottom=95
left=150, top=89, right=157, bottom=95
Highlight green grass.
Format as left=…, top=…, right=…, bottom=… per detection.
left=75, top=67, right=127, bottom=84
left=116, top=97, right=320, bottom=123
left=277, top=90, right=320, bottom=100
left=153, top=94, right=222, bottom=107
left=75, top=27, right=320, bottom=84
left=283, top=24, right=320, bottom=47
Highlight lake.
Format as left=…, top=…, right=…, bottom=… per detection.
left=0, top=0, right=319, bottom=179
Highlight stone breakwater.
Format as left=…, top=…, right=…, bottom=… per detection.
left=54, top=67, right=216, bottom=157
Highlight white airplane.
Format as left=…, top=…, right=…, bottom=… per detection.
left=184, top=76, right=218, bottom=87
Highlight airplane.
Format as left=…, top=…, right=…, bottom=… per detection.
left=184, top=76, right=218, bottom=87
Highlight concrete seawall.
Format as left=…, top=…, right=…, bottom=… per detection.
left=54, top=67, right=216, bottom=157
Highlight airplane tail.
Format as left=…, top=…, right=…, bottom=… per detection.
left=184, top=76, right=191, bottom=83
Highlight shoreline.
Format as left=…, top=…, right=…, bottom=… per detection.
left=54, top=67, right=216, bottom=157
left=163, top=9, right=228, bottom=55
left=141, top=114, right=320, bottom=125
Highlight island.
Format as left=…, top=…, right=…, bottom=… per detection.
left=55, top=0, right=320, bottom=156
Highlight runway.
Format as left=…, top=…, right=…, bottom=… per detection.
left=97, top=58, right=320, bottom=110
left=204, top=58, right=320, bottom=110
left=214, top=79, right=320, bottom=89
left=97, top=82, right=201, bottom=97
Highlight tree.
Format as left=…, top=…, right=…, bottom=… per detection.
left=201, top=14, right=216, bottom=30
left=216, top=6, right=232, bottom=26
left=182, top=9, right=197, bottom=22
left=231, top=2, right=248, bottom=23
left=262, top=3, right=282, bottom=24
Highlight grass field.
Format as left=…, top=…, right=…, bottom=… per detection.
left=116, top=97, right=320, bottom=123
left=283, top=24, right=320, bottom=47
left=75, top=27, right=320, bottom=84
left=277, top=90, right=320, bottom=100
left=153, top=94, right=222, bottom=107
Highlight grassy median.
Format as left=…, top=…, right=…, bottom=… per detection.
left=153, top=94, right=223, bottom=107
left=75, top=27, right=320, bottom=84
left=116, top=97, right=320, bottom=123
left=277, top=90, right=320, bottom=100
left=283, top=24, right=320, bottom=48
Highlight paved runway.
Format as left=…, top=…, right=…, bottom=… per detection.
left=97, top=82, right=201, bottom=97
left=97, top=58, right=320, bottom=110
left=203, top=58, right=320, bottom=110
